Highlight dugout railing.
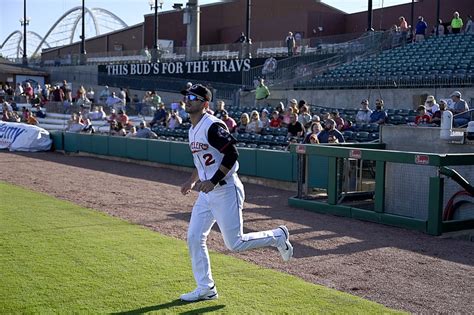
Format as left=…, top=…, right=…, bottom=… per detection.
left=289, top=143, right=474, bottom=236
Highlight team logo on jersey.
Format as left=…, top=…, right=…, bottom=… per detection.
left=190, top=141, right=209, bottom=153
left=217, top=126, right=231, bottom=138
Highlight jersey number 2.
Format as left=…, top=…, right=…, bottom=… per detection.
left=203, top=153, right=215, bottom=166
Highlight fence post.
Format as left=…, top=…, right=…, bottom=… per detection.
left=374, top=160, right=385, bottom=212
left=427, top=176, right=444, bottom=235
left=327, top=157, right=338, bottom=205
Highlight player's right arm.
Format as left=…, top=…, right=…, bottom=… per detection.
left=181, top=169, right=200, bottom=195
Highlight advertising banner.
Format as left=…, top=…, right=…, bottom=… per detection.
left=0, top=122, right=52, bottom=152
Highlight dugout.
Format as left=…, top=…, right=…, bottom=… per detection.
left=289, top=125, right=474, bottom=236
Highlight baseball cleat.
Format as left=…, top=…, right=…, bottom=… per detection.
left=180, top=285, right=218, bottom=302
left=277, top=225, right=293, bottom=262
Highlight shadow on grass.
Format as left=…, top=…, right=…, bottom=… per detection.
left=113, top=299, right=225, bottom=314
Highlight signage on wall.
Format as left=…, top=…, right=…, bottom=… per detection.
left=103, top=59, right=252, bottom=76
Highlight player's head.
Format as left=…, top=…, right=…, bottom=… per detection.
left=181, top=84, right=212, bottom=114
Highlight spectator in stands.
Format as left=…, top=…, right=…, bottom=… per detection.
left=298, top=100, right=308, bottom=110
left=255, top=78, right=270, bottom=108
left=86, top=87, right=95, bottom=103
left=415, top=16, right=428, bottom=42
left=42, top=84, right=50, bottom=102
left=109, top=120, right=119, bottom=136
left=14, top=83, right=23, bottom=101
left=449, top=91, right=470, bottom=127
left=281, top=107, right=294, bottom=127
left=106, top=92, right=123, bottom=111
left=150, top=103, right=166, bottom=127
left=221, top=110, right=237, bottom=133
left=399, top=16, right=409, bottom=45
left=431, top=100, right=447, bottom=126
left=99, top=86, right=110, bottom=104
left=424, top=95, right=439, bottom=116
left=214, top=100, right=226, bottom=119
left=308, top=134, right=319, bottom=144
left=303, top=121, right=323, bottom=144
left=260, top=109, right=270, bottom=128
left=276, top=102, right=285, bottom=116
left=67, top=113, right=84, bottom=133
left=415, top=105, right=432, bottom=125
left=119, top=87, right=127, bottom=108
left=5, top=84, right=14, bottom=101
left=76, top=93, right=91, bottom=107
left=23, top=82, right=34, bottom=103
left=61, top=80, right=72, bottom=103
left=236, top=113, right=250, bottom=134
left=167, top=111, right=183, bottom=130
left=117, top=109, right=130, bottom=128
left=142, top=46, right=152, bottom=62
left=287, top=113, right=305, bottom=138
left=433, top=19, right=445, bottom=35
left=21, top=107, right=29, bottom=122
left=235, top=32, right=247, bottom=43
left=82, top=118, right=95, bottom=134
left=318, top=119, right=345, bottom=143
left=465, top=15, right=474, bottom=34
left=107, top=108, right=117, bottom=123
left=298, top=105, right=312, bottom=129
left=2, top=103, right=11, bottom=121
left=330, top=110, right=345, bottom=131
left=0, top=85, right=5, bottom=101
left=451, top=11, right=463, bottom=34
left=270, top=110, right=282, bottom=128
left=151, top=91, right=162, bottom=108
left=285, top=32, right=296, bottom=56
left=370, top=99, right=388, bottom=124
left=126, top=126, right=137, bottom=138
left=136, top=121, right=158, bottom=139
left=130, top=94, right=140, bottom=114
left=356, top=99, right=373, bottom=124
left=115, top=122, right=127, bottom=136
left=51, top=85, right=64, bottom=102
left=88, top=106, right=103, bottom=120
left=76, top=85, right=86, bottom=101
left=27, top=111, right=38, bottom=125
left=36, top=105, right=46, bottom=118
left=246, top=110, right=263, bottom=134
left=33, top=84, right=42, bottom=100
left=288, top=99, right=299, bottom=113
left=176, top=101, right=189, bottom=122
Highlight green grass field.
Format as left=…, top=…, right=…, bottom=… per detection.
left=0, top=181, right=403, bottom=314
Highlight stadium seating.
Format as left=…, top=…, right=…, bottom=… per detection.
left=295, top=33, right=474, bottom=89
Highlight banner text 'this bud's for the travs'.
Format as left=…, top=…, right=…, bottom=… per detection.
left=105, top=59, right=252, bottom=76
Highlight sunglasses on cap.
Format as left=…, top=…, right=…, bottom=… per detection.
left=185, top=94, right=205, bottom=102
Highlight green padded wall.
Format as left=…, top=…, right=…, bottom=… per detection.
left=126, top=138, right=148, bottom=161
left=237, top=147, right=257, bottom=176
left=169, top=141, right=194, bottom=167
left=49, top=131, right=63, bottom=151
left=256, top=149, right=294, bottom=181
left=147, top=140, right=171, bottom=164
left=90, top=135, right=109, bottom=156
left=107, top=136, right=127, bottom=158
left=63, top=132, right=79, bottom=153
left=307, top=155, right=329, bottom=189
left=77, top=134, right=93, bottom=153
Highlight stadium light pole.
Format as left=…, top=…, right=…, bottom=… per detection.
left=149, top=0, right=163, bottom=62
left=436, top=0, right=441, bottom=36
left=80, top=0, right=87, bottom=64
left=410, top=0, right=415, bottom=35
left=367, top=0, right=374, bottom=32
left=245, top=0, right=251, bottom=58
left=20, top=0, right=30, bottom=65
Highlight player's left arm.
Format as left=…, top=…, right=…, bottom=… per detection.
left=197, top=123, right=239, bottom=193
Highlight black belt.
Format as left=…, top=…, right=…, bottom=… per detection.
left=218, top=180, right=227, bottom=186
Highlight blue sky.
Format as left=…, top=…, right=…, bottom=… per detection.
left=0, top=0, right=413, bottom=43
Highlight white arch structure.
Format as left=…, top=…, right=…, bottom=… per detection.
left=0, top=7, right=127, bottom=59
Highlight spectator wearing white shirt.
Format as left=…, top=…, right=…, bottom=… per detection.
left=355, top=99, right=373, bottom=125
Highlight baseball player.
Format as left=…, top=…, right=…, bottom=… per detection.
left=179, top=84, right=293, bottom=302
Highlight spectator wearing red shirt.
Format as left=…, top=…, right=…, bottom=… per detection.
left=415, top=105, right=431, bottom=125
left=269, top=110, right=282, bottom=128
left=221, top=110, right=237, bottom=133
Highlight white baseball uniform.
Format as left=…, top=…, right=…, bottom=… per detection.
left=187, top=113, right=286, bottom=289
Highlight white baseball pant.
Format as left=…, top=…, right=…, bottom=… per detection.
left=187, top=174, right=285, bottom=289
